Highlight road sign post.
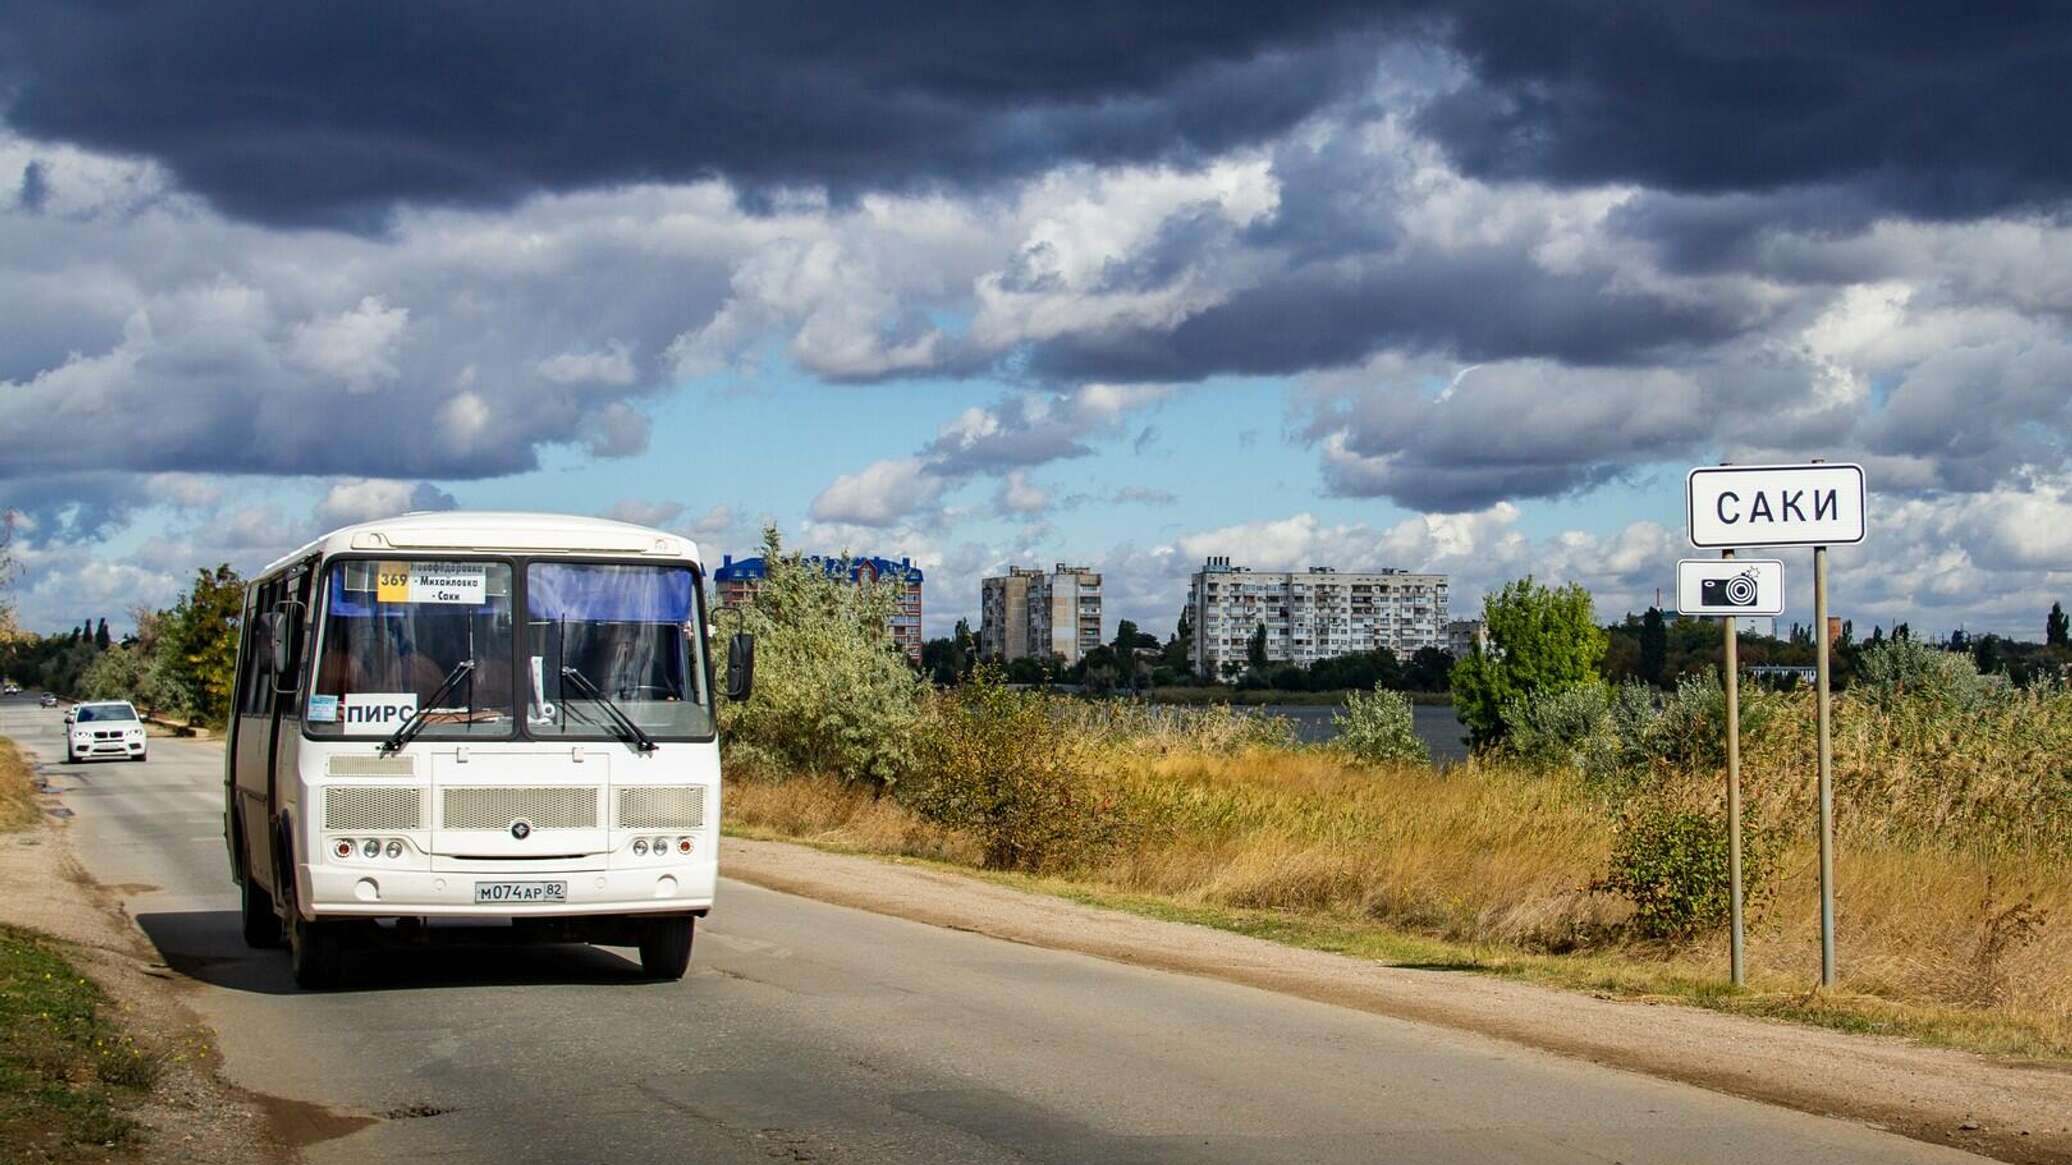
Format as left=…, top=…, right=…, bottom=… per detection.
left=1686, top=462, right=1862, bottom=991
left=1814, top=543, right=1837, bottom=987
left=1721, top=548, right=1744, bottom=988
left=1676, top=553, right=1782, bottom=989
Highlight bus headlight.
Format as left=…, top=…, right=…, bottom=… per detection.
left=632, top=839, right=648, bottom=856
left=384, top=840, right=404, bottom=860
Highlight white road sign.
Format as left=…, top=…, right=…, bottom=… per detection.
left=1686, top=463, right=1865, bottom=548
left=1677, top=558, right=1785, bottom=617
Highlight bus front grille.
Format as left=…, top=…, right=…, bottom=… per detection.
left=441, top=786, right=598, bottom=831
left=616, top=786, right=707, bottom=831
left=325, top=786, right=425, bottom=832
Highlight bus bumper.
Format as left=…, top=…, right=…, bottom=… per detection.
left=300, top=859, right=717, bottom=919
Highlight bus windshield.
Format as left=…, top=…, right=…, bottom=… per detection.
left=308, top=560, right=516, bottom=737
left=525, top=562, right=711, bottom=740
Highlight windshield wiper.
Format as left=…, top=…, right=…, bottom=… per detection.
left=559, top=666, right=658, bottom=752
left=379, top=660, right=476, bottom=755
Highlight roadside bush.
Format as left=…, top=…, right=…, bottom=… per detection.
left=1854, top=637, right=2000, bottom=711
left=1333, top=685, right=1429, bottom=766
left=1501, top=681, right=1614, bottom=772
left=716, top=526, right=926, bottom=790
left=1499, top=681, right=1661, bottom=787
left=903, top=672, right=1124, bottom=872
left=1597, top=799, right=1773, bottom=941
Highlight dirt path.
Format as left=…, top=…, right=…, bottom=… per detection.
left=722, top=834, right=2072, bottom=1165
left=0, top=795, right=287, bottom=1164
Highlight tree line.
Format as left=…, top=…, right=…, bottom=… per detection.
left=0, top=566, right=244, bottom=729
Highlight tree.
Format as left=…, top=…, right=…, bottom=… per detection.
left=1162, top=607, right=1192, bottom=673
left=1246, top=621, right=1268, bottom=671
left=1638, top=606, right=1667, bottom=687
left=952, top=617, right=976, bottom=680
left=94, top=617, right=111, bottom=651
left=1404, top=646, right=1454, bottom=692
left=2050, top=602, right=2069, bottom=648
left=0, top=511, right=21, bottom=649
left=163, top=565, right=245, bottom=727
left=1450, top=577, right=1607, bottom=748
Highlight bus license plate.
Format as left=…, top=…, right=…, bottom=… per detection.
left=474, top=881, right=567, bottom=903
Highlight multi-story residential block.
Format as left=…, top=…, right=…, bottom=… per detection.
left=980, top=564, right=1102, bottom=664
left=712, top=553, right=924, bottom=663
left=1444, top=619, right=1487, bottom=659
left=1187, top=556, right=1447, bottom=680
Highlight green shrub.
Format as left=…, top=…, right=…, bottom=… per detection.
left=716, top=526, right=926, bottom=790
left=1597, top=800, right=1772, bottom=941
left=1854, top=637, right=2001, bottom=710
left=903, top=672, right=1123, bottom=872
left=1333, top=685, right=1429, bottom=765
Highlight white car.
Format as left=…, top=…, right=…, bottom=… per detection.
left=67, top=701, right=148, bottom=763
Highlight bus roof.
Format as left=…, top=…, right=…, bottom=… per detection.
left=260, top=511, right=704, bottom=578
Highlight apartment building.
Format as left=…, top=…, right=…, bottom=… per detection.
left=980, top=564, right=1103, bottom=664
left=1187, top=556, right=1447, bottom=679
left=1444, top=619, right=1487, bottom=659
left=713, top=553, right=924, bottom=663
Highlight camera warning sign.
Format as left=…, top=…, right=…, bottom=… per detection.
left=1677, top=559, right=1785, bottom=617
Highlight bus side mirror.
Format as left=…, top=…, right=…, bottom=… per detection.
left=270, top=603, right=304, bottom=694
left=726, top=633, right=754, bottom=702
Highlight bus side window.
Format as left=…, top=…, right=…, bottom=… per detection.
left=237, top=582, right=273, bottom=718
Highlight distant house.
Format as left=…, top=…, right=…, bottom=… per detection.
left=712, top=554, right=924, bottom=664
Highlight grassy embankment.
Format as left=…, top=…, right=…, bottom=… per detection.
left=724, top=690, right=2072, bottom=1059
left=0, top=738, right=160, bottom=1160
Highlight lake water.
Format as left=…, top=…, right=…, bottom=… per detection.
left=1259, top=703, right=1470, bottom=764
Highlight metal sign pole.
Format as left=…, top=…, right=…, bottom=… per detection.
left=1813, top=543, right=1837, bottom=986
left=1721, top=547, right=1744, bottom=987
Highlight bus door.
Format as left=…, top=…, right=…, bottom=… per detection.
left=265, top=563, right=315, bottom=842
left=232, top=574, right=287, bottom=889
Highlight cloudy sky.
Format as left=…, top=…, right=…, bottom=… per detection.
left=3, top=3, right=2069, bottom=641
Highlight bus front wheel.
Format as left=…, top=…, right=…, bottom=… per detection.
left=638, top=916, right=694, bottom=980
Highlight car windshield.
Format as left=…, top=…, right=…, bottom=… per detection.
left=308, top=560, right=516, bottom=737
left=525, top=562, right=711, bottom=740
left=76, top=704, right=138, bottom=723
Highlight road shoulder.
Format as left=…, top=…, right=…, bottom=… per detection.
left=722, top=833, right=2072, bottom=1165
left=0, top=764, right=286, bottom=1165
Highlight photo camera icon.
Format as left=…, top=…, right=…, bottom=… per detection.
left=1701, top=570, right=1760, bottom=607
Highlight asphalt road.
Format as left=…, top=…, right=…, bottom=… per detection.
left=2, top=696, right=1987, bottom=1165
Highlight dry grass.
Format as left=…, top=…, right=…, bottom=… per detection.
left=0, top=739, right=38, bottom=832
left=725, top=742, right=2072, bottom=1057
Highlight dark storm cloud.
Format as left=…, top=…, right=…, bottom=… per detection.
left=1420, top=1, right=2072, bottom=219
left=0, top=1, right=1395, bottom=228
left=1027, top=240, right=1772, bottom=384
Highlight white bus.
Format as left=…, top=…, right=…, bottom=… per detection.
left=223, top=512, right=751, bottom=989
